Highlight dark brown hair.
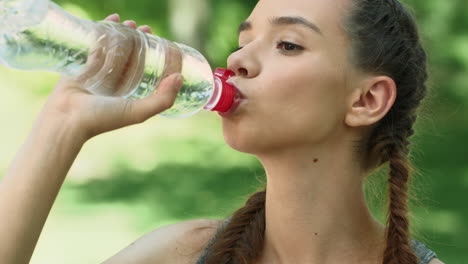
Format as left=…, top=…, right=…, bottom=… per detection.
left=204, top=0, right=429, bottom=263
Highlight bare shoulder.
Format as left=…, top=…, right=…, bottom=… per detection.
left=428, top=258, right=445, bottom=264
left=102, top=218, right=223, bottom=264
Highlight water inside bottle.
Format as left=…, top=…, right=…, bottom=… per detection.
left=0, top=0, right=49, bottom=35
left=0, top=0, right=216, bottom=118
left=0, top=1, right=93, bottom=75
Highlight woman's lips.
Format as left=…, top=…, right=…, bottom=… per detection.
left=226, top=79, right=246, bottom=99
left=218, top=96, right=244, bottom=117
left=218, top=80, right=245, bottom=117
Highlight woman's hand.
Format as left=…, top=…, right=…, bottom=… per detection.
left=42, top=14, right=183, bottom=141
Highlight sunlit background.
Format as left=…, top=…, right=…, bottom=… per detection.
left=0, top=0, right=467, bottom=263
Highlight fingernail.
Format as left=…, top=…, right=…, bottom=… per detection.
left=139, top=25, right=151, bottom=32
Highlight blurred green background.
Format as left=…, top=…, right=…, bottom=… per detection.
left=0, top=0, right=467, bottom=263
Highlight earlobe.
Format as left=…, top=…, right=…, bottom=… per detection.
left=345, top=76, right=397, bottom=128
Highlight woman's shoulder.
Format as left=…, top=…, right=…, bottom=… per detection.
left=102, top=218, right=223, bottom=264
left=410, top=239, right=443, bottom=264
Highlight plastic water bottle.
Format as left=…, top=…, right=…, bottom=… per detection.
left=0, top=0, right=237, bottom=118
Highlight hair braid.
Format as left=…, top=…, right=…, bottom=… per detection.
left=204, top=190, right=266, bottom=264
left=345, top=0, right=428, bottom=263
left=368, top=115, right=419, bottom=264
left=384, top=145, right=418, bottom=264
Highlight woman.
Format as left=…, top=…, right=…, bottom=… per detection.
left=0, top=0, right=443, bottom=263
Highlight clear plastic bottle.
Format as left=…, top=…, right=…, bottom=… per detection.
left=0, top=0, right=236, bottom=118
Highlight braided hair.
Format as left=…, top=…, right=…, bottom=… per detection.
left=347, top=0, right=429, bottom=263
left=204, top=0, right=429, bottom=263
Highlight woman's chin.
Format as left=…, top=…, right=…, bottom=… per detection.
left=223, top=135, right=245, bottom=152
left=223, top=132, right=268, bottom=155
left=221, top=118, right=267, bottom=154
left=222, top=133, right=252, bottom=153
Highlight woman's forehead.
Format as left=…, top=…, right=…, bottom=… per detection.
left=248, top=0, right=350, bottom=37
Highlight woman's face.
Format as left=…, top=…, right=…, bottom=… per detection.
left=223, top=0, right=360, bottom=155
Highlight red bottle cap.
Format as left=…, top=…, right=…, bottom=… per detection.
left=204, top=68, right=236, bottom=112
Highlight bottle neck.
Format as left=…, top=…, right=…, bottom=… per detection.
left=204, top=74, right=236, bottom=112
left=203, top=76, right=224, bottom=111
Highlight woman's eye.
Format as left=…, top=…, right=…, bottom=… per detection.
left=276, top=41, right=304, bottom=53
left=230, top=41, right=304, bottom=54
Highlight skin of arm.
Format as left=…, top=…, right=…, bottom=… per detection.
left=0, top=111, right=86, bottom=263
left=0, top=15, right=183, bottom=263
left=429, top=258, right=445, bottom=264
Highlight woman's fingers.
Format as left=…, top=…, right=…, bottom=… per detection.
left=137, top=25, right=152, bottom=34
left=123, top=20, right=137, bottom=29
left=103, top=14, right=153, bottom=34
left=125, top=73, right=183, bottom=124
left=104, top=13, right=120, bottom=22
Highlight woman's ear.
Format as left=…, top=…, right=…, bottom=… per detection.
left=345, top=76, right=397, bottom=127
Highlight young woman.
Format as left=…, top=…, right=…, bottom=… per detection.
left=0, top=0, right=444, bottom=263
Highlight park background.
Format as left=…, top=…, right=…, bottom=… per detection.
left=0, top=0, right=467, bottom=263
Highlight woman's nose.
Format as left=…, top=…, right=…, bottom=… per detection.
left=235, top=68, right=248, bottom=76
left=227, top=48, right=260, bottom=78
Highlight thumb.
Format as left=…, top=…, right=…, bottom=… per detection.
left=128, top=73, right=183, bottom=123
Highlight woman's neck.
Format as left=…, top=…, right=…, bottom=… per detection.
left=256, top=140, right=386, bottom=264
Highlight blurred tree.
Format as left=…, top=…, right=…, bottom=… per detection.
left=168, top=0, right=210, bottom=51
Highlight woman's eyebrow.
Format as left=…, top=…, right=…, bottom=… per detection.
left=238, top=16, right=324, bottom=36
